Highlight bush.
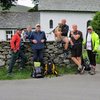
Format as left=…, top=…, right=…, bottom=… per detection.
left=91, top=12, right=100, bottom=37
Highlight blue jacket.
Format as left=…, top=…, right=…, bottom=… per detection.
left=30, top=31, right=47, bottom=50
left=24, top=31, right=33, bottom=40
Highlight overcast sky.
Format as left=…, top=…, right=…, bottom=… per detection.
left=17, top=0, right=34, bottom=7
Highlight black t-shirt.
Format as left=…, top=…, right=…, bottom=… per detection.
left=61, top=24, right=69, bottom=36
left=70, top=30, right=83, bottom=44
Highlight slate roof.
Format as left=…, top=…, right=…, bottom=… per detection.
left=38, top=0, right=100, bottom=12
left=0, top=5, right=31, bottom=12
left=0, top=12, right=40, bottom=29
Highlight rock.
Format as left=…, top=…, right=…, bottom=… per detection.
left=3, top=46, right=10, bottom=49
left=63, top=59, right=70, bottom=65
left=53, top=48, right=58, bottom=52
left=49, top=54, right=55, bottom=58
left=53, top=58, right=61, bottom=64
left=2, top=52, right=9, bottom=55
left=0, top=48, right=4, bottom=52
left=57, top=50, right=63, bottom=54
left=59, top=54, right=64, bottom=58
left=47, top=50, right=54, bottom=53
left=7, top=55, right=11, bottom=59
left=43, top=57, right=48, bottom=60
left=54, top=51, right=59, bottom=54
left=44, top=53, right=49, bottom=56
left=0, top=59, right=5, bottom=67
left=44, top=49, right=50, bottom=53
left=47, top=45, right=55, bottom=49
left=0, top=55, right=6, bottom=59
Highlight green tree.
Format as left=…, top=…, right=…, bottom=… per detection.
left=0, top=0, right=17, bottom=10
left=28, top=0, right=39, bottom=12
left=91, top=12, right=100, bottom=37
left=0, top=0, right=37, bottom=11
left=28, top=4, right=38, bottom=12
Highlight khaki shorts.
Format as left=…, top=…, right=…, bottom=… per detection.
left=55, top=36, right=70, bottom=42
left=55, top=36, right=66, bottom=42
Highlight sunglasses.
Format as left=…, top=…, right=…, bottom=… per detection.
left=87, top=29, right=92, bottom=30
left=36, top=26, right=40, bottom=27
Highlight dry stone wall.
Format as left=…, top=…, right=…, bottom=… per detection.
left=0, top=41, right=74, bottom=67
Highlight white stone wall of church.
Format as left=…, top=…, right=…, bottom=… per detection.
left=40, top=12, right=95, bottom=40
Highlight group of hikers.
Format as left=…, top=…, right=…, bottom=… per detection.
left=7, top=19, right=100, bottom=76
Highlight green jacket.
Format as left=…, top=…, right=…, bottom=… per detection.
left=83, top=31, right=100, bottom=52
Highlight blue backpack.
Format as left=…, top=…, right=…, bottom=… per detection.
left=31, top=62, right=44, bottom=78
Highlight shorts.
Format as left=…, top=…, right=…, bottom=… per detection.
left=55, top=36, right=68, bottom=42
left=71, top=44, right=82, bottom=57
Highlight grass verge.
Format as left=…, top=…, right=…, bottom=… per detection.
left=0, top=65, right=77, bottom=80
left=0, top=67, right=31, bottom=80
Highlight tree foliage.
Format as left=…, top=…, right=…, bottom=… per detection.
left=91, top=12, right=100, bottom=37
left=28, top=4, right=38, bottom=12
left=0, top=0, right=17, bottom=10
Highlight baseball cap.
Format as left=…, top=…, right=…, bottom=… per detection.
left=35, top=24, right=41, bottom=27
left=87, top=26, right=93, bottom=30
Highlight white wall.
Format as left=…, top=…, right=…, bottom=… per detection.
left=0, top=30, right=6, bottom=41
left=40, top=12, right=95, bottom=40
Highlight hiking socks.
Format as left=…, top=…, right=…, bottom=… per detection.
left=78, top=65, right=82, bottom=71
left=89, top=65, right=96, bottom=75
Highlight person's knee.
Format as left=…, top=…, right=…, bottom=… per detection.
left=71, top=57, right=75, bottom=60
left=63, top=37, right=69, bottom=43
left=77, top=57, right=81, bottom=60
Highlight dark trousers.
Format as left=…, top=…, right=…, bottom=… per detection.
left=8, top=50, right=27, bottom=73
left=87, top=50, right=96, bottom=66
left=33, top=49, right=44, bottom=65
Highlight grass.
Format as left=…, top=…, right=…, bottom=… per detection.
left=57, top=65, right=77, bottom=75
left=0, top=67, right=31, bottom=80
left=96, top=51, right=100, bottom=64
left=0, top=65, right=77, bottom=80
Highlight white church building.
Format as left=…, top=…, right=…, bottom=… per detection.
left=0, top=0, right=100, bottom=41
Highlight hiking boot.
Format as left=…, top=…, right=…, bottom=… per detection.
left=89, top=67, right=96, bottom=75
left=75, top=70, right=81, bottom=74
left=80, top=66, right=85, bottom=74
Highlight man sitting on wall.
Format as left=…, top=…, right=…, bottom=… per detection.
left=54, top=19, right=69, bottom=56
left=29, top=24, right=47, bottom=66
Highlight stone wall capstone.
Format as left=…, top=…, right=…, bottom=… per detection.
left=0, top=41, right=74, bottom=67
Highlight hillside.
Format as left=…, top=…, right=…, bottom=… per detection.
left=0, top=5, right=31, bottom=12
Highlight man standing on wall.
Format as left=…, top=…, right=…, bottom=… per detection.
left=70, top=24, right=83, bottom=74
left=30, top=24, right=47, bottom=66
left=8, top=28, right=26, bottom=75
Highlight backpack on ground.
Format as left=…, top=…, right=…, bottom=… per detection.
left=44, top=60, right=58, bottom=76
left=81, top=49, right=91, bottom=71
left=81, top=54, right=91, bottom=71
left=31, top=62, right=44, bottom=78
